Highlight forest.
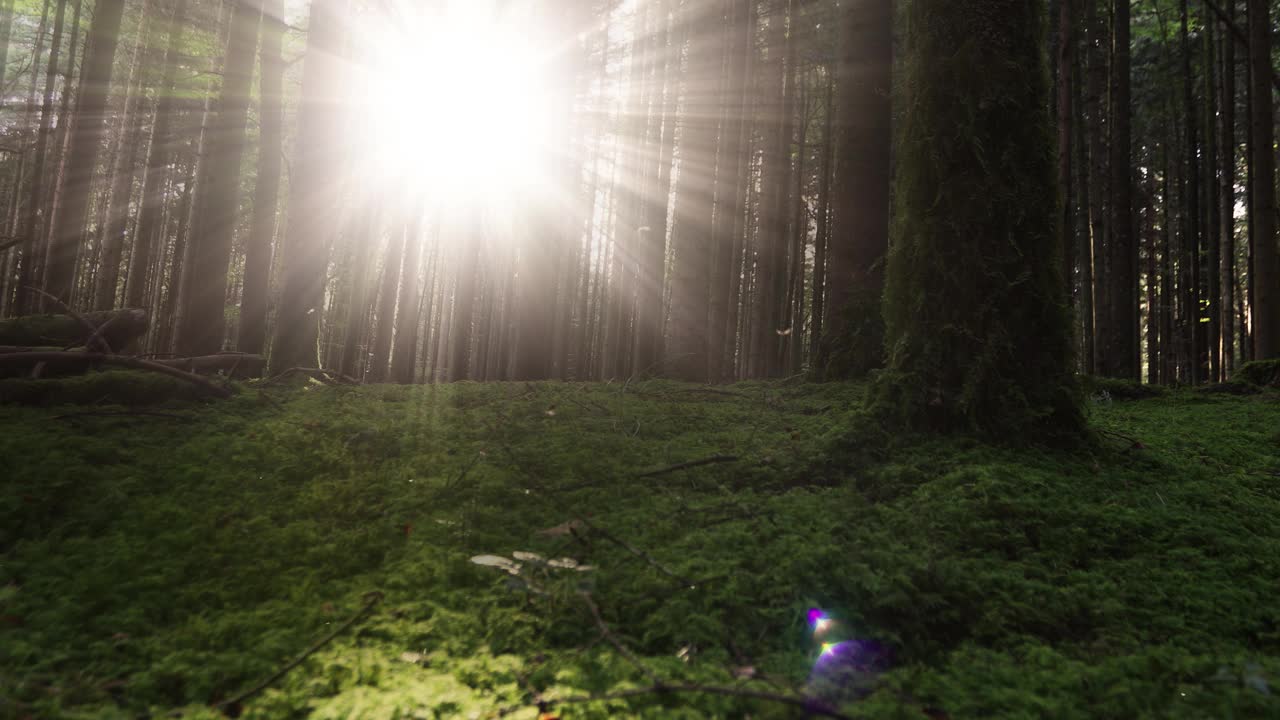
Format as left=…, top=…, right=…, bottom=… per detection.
left=0, top=0, right=1279, bottom=717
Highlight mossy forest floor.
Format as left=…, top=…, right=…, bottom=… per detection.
left=2, top=376, right=1279, bottom=718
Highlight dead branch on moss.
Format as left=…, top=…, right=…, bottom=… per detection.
left=635, top=454, right=740, bottom=479
left=211, top=591, right=383, bottom=717
left=0, top=352, right=233, bottom=398
left=264, top=366, right=361, bottom=386
left=53, top=410, right=196, bottom=422
left=497, top=593, right=854, bottom=720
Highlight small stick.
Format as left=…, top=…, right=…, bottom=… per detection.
left=580, top=593, right=663, bottom=685
left=53, top=410, right=194, bottom=422
left=635, top=455, right=739, bottom=479
left=213, top=592, right=383, bottom=715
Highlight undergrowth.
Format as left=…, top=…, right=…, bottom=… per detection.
left=0, top=377, right=1277, bottom=718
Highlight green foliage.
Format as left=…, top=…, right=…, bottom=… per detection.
left=876, top=0, right=1083, bottom=441
left=1, top=382, right=1277, bottom=717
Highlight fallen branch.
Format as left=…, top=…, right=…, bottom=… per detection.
left=0, top=352, right=232, bottom=398
left=635, top=455, right=740, bottom=479
left=516, top=683, right=856, bottom=720
left=580, top=593, right=663, bottom=685
left=21, top=286, right=114, bottom=353
left=53, top=410, right=195, bottom=422
left=265, top=366, right=361, bottom=386
left=214, top=592, right=383, bottom=716
left=576, top=515, right=699, bottom=587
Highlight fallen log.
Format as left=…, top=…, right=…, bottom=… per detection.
left=0, top=351, right=231, bottom=397
left=0, top=350, right=265, bottom=379
left=0, top=309, right=149, bottom=350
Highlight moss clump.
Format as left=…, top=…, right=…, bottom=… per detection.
left=875, top=0, right=1083, bottom=442
left=1237, top=359, right=1280, bottom=388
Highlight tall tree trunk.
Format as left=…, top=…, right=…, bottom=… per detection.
left=239, top=0, right=285, bottom=354
left=1247, top=0, right=1279, bottom=358
left=1058, top=0, right=1074, bottom=299
left=391, top=214, right=422, bottom=383
left=125, top=0, right=187, bottom=310
left=747, top=0, right=794, bottom=378
left=42, top=0, right=126, bottom=308
left=449, top=221, right=480, bottom=382
left=270, top=0, right=345, bottom=373
left=708, top=0, right=750, bottom=382
left=880, top=0, right=1082, bottom=438
left=810, top=65, right=834, bottom=366
left=1219, top=1, right=1236, bottom=375
left=666, top=0, right=724, bottom=382
left=13, top=0, right=68, bottom=314
left=93, top=0, right=152, bottom=310
left=1084, top=0, right=1107, bottom=375
left=176, top=0, right=260, bottom=355
left=368, top=229, right=403, bottom=383
left=1178, top=0, right=1203, bottom=382
left=1103, top=0, right=1136, bottom=379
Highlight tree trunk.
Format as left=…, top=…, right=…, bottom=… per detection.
left=238, top=0, right=285, bottom=355
left=391, top=215, right=422, bottom=383
left=176, top=0, right=260, bottom=355
left=270, top=0, right=345, bottom=373
left=93, top=0, right=153, bottom=311
left=1103, top=0, right=1136, bottom=379
left=367, top=229, right=403, bottom=383
left=1247, top=0, right=1278, bottom=359
left=878, top=0, right=1082, bottom=439
left=820, top=0, right=892, bottom=376
left=42, top=0, right=126, bottom=308
left=666, top=0, right=724, bottom=382
left=1219, top=1, right=1236, bottom=375
left=13, top=0, right=68, bottom=315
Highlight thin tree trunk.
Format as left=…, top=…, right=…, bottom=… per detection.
left=1219, top=1, right=1236, bottom=375
left=1247, top=0, right=1278, bottom=358
left=1105, top=0, right=1136, bottom=379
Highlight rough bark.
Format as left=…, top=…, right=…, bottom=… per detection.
left=1247, top=0, right=1279, bottom=359
left=876, top=0, right=1083, bottom=439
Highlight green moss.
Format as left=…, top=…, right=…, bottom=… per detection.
left=1082, top=376, right=1169, bottom=400
left=0, top=382, right=1277, bottom=717
left=818, top=290, right=886, bottom=380
left=1237, top=359, right=1280, bottom=388
left=875, top=0, right=1083, bottom=441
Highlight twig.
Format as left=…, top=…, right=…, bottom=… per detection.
left=579, top=593, right=663, bottom=685
left=63, top=314, right=122, bottom=352
left=1097, top=428, right=1144, bottom=449
left=265, top=366, right=360, bottom=386
left=0, top=352, right=232, bottom=398
left=213, top=592, right=383, bottom=715
left=52, top=410, right=194, bottom=422
left=576, top=516, right=698, bottom=587
left=539, top=683, right=856, bottom=719
left=635, top=455, right=739, bottom=479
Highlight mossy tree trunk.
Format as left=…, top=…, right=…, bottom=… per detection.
left=876, top=0, right=1084, bottom=440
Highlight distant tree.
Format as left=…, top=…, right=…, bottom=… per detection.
left=239, top=0, right=286, bottom=355
left=42, top=0, right=127, bottom=308
left=1247, top=0, right=1278, bottom=360
left=176, top=0, right=260, bottom=355
left=876, top=0, right=1083, bottom=438
left=270, top=0, right=345, bottom=373
left=820, top=0, right=891, bottom=377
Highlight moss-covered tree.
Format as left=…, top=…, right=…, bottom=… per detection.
left=875, top=0, right=1083, bottom=439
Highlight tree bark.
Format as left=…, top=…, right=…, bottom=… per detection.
left=42, top=0, right=126, bottom=307
left=270, top=0, right=345, bottom=373
left=238, top=0, right=285, bottom=355
left=1247, top=0, right=1279, bottom=359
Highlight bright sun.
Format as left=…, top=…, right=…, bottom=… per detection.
left=356, top=0, right=557, bottom=205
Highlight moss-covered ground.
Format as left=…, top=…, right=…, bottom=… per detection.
left=1, top=377, right=1278, bottom=718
